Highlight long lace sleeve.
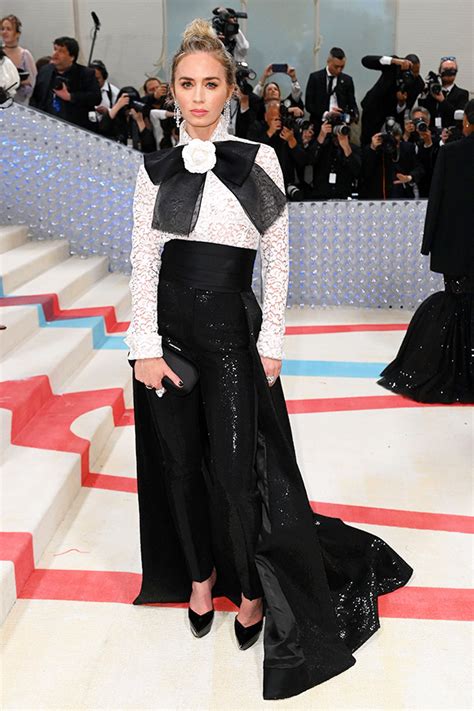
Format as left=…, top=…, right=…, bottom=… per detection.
left=124, top=164, right=164, bottom=360
left=254, top=145, right=289, bottom=360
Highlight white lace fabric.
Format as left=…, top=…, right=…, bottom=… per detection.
left=125, top=116, right=289, bottom=360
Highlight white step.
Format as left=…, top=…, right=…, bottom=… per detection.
left=0, top=240, right=70, bottom=293
left=10, top=255, right=109, bottom=308
left=0, top=226, right=28, bottom=254
left=0, top=561, right=17, bottom=626
left=59, top=347, right=133, bottom=407
left=1, top=325, right=93, bottom=393
left=71, top=272, right=131, bottom=321
left=0, top=410, right=13, bottom=461
left=0, top=304, right=39, bottom=356
left=1, top=444, right=82, bottom=565
left=71, top=406, right=118, bottom=471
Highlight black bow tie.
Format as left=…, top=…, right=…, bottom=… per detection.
left=144, top=140, right=286, bottom=236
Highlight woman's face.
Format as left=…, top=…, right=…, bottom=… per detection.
left=173, top=52, right=233, bottom=137
left=1, top=20, right=19, bottom=45
left=264, top=83, right=280, bottom=101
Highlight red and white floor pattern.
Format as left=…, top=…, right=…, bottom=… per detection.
left=0, top=228, right=472, bottom=710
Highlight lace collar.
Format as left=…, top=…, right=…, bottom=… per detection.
left=178, top=115, right=230, bottom=145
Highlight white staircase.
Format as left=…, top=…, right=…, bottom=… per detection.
left=0, top=226, right=132, bottom=624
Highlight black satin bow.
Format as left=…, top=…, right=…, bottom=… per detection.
left=144, top=140, right=286, bottom=236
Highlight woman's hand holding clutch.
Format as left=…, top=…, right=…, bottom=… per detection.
left=134, top=357, right=183, bottom=392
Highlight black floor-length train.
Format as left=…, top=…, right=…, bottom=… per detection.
left=130, top=239, right=413, bottom=701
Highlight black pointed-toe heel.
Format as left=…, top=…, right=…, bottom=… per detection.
left=234, top=616, right=264, bottom=650
left=188, top=608, right=214, bottom=638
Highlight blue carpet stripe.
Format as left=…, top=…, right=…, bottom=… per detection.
left=282, top=360, right=386, bottom=378
left=41, top=314, right=128, bottom=350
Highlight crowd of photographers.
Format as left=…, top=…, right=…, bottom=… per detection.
left=1, top=7, right=472, bottom=202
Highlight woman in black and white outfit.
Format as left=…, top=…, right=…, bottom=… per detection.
left=125, top=18, right=413, bottom=701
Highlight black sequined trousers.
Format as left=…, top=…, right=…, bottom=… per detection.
left=131, top=239, right=414, bottom=701
left=149, top=276, right=263, bottom=598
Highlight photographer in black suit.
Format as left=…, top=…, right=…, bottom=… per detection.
left=247, top=100, right=297, bottom=189
left=418, top=57, right=469, bottom=129
left=305, top=47, right=358, bottom=136
left=360, top=53, right=424, bottom=145
left=360, top=118, right=424, bottom=199
left=379, top=101, right=474, bottom=403
left=402, top=106, right=440, bottom=197
left=31, top=37, right=100, bottom=129
left=291, top=116, right=361, bottom=200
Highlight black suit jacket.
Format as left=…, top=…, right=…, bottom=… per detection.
left=421, top=134, right=474, bottom=276
left=360, top=55, right=424, bottom=145
left=246, top=120, right=295, bottom=187
left=292, top=137, right=361, bottom=199
left=305, top=69, right=358, bottom=133
left=418, top=84, right=469, bottom=128
left=31, top=62, right=101, bottom=129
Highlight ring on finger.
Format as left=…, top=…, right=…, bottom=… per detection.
left=145, top=384, right=153, bottom=390
left=155, top=387, right=165, bottom=398
left=266, top=375, right=276, bottom=384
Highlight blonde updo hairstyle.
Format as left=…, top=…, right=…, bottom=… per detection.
left=170, top=18, right=236, bottom=89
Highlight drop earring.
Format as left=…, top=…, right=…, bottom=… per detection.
left=223, top=98, right=231, bottom=126
left=174, top=100, right=182, bottom=129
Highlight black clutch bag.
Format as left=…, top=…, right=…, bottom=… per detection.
left=162, top=343, right=199, bottom=396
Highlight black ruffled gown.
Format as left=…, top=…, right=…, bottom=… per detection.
left=379, top=276, right=473, bottom=403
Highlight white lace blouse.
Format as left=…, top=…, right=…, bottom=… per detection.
left=125, top=116, right=289, bottom=361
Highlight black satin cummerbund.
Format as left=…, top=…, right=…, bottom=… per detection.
left=159, top=239, right=256, bottom=293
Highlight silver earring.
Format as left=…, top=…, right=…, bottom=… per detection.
left=174, top=100, right=182, bottom=128
left=223, top=98, right=231, bottom=125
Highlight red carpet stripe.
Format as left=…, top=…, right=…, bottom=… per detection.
left=310, top=501, right=474, bottom=534
left=378, top=586, right=474, bottom=621
left=285, top=323, right=408, bottom=335
left=0, top=532, right=35, bottom=594
left=0, top=376, right=126, bottom=481
left=0, top=294, right=129, bottom=332
left=2, top=288, right=409, bottom=337
left=17, top=569, right=473, bottom=620
left=85, top=472, right=137, bottom=493
left=286, top=395, right=468, bottom=414
left=83, top=474, right=474, bottom=535
left=117, top=394, right=463, bottom=428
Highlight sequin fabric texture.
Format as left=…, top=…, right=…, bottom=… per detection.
left=125, top=116, right=289, bottom=361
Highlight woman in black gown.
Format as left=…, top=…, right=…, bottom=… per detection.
left=379, top=100, right=474, bottom=404
left=125, top=18, right=413, bottom=701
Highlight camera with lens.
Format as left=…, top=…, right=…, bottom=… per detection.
left=130, top=99, right=147, bottom=113
left=396, top=69, right=416, bottom=94
left=425, top=70, right=442, bottom=97
left=211, top=7, right=247, bottom=53
left=445, top=109, right=464, bottom=144
left=322, top=110, right=351, bottom=136
left=280, top=99, right=296, bottom=130
left=235, top=61, right=256, bottom=96
left=296, top=118, right=312, bottom=132
left=379, top=116, right=401, bottom=155
left=413, top=117, right=428, bottom=133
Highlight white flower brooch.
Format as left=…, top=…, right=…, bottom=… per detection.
left=182, top=139, right=217, bottom=174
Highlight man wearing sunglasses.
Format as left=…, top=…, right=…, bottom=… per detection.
left=418, top=57, right=469, bottom=129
